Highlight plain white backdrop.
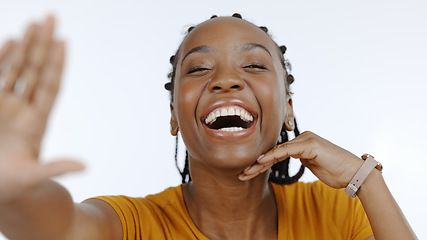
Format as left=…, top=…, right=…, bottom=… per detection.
left=1, top=0, right=426, bottom=239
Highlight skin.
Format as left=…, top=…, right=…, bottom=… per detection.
left=0, top=16, right=122, bottom=240
left=0, top=16, right=417, bottom=240
left=170, top=17, right=292, bottom=239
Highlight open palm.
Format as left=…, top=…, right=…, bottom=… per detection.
left=0, top=16, right=83, bottom=203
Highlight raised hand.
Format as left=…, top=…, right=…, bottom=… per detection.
left=0, top=16, right=83, bottom=203
left=239, top=131, right=365, bottom=188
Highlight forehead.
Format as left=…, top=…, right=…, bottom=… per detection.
left=179, top=17, right=278, bottom=57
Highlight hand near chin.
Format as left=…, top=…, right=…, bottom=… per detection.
left=239, top=131, right=364, bottom=189
left=0, top=16, right=83, bottom=203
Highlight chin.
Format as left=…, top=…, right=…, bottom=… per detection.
left=195, top=144, right=261, bottom=171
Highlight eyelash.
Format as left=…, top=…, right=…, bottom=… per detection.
left=244, top=64, right=267, bottom=70
left=187, top=67, right=210, bottom=74
left=187, top=64, right=267, bottom=74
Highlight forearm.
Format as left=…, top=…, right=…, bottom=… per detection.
left=0, top=180, right=76, bottom=240
left=357, top=170, right=417, bottom=239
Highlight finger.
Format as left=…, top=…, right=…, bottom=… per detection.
left=23, top=17, right=55, bottom=100
left=257, top=143, right=292, bottom=165
left=251, top=131, right=313, bottom=165
left=239, top=172, right=259, bottom=181
left=35, top=159, right=85, bottom=180
left=21, top=63, right=37, bottom=99
left=285, top=130, right=313, bottom=144
left=19, top=159, right=85, bottom=187
left=239, top=131, right=315, bottom=179
left=0, top=40, right=15, bottom=67
left=239, top=132, right=314, bottom=180
left=242, top=163, right=265, bottom=175
left=300, top=158, right=310, bottom=167
left=242, top=159, right=276, bottom=175
left=0, top=40, right=15, bottom=88
left=11, top=159, right=84, bottom=187
left=257, top=161, right=277, bottom=174
left=258, top=140, right=317, bottom=165
left=29, top=16, right=55, bottom=70
left=239, top=166, right=262, bottom=181
left=33, top=41, right=65, bottom=113
left=239, top=161, right=276, bottom=181
left=3, top=24, right=38, bottom=92
left=239, top=164, right=274, bottom=181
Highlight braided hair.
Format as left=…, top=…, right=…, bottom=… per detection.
left=165, top=13, right=304, bottom=184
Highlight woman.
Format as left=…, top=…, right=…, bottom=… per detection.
left=0, top=14, right=417, bottom=239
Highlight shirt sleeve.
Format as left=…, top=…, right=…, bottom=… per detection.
left=92, top=195, right=138, bottom=240
left=315, top=181, right=374, bottom=240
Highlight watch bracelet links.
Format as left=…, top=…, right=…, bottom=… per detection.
left=344, top=154, right=382, bottom=198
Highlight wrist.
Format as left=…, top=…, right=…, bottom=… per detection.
left=344, top=154, right=382, bottom=198
left=356, top=168, right=384, bottom=199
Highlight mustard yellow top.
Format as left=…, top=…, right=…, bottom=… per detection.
left=95, top=181, right=373, bottom=240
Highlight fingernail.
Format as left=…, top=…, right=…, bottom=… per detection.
left=244, top=166, right=251, bottom=172
left=257, top=154, right=264, bottom=161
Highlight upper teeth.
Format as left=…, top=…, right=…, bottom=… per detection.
left=204, top=106, right=254, bottom=125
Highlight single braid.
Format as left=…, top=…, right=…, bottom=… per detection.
left=167, top=13, right=304, bottom=184
left=174, top=135, right=192, bottom=183
left=269, top=118, right=305, bottom=184
left=279, top=45, right=287, bottom=54
left=183, top=151, right=191, bottom=182
left=187, top=26, right=195, bottom=33
left=259, top=26, right=268, bottom=33
left=232, top=13, right=242, bottom=19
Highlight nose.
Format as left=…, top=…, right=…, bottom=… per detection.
left=208, top=68, right=245, bottom=93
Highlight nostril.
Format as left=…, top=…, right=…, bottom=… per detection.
left=210, top=80, right=244, bottom=92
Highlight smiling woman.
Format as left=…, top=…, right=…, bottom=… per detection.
left=0, top=12, right=418, bottom=240
left=167, top=14, right=304, bottom=186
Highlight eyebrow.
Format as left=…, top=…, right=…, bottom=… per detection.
left=241, top=43, right=272, bottom=56
left=181, top=46, right=212, bottom=65
left=180, top=43, right=272, bottom=65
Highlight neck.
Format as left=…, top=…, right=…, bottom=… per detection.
left=182, top=165, right=278, bottom=240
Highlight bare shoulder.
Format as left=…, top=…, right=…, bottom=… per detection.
left=70, top=199, right=122, bottom=240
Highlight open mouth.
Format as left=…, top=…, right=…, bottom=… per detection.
left=203, top=106, right=255, bottom=132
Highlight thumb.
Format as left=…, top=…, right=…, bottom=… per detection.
left=31, top=159, right=85, bottom=182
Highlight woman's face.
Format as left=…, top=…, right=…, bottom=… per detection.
left=171, top=17, right=293, bottom=171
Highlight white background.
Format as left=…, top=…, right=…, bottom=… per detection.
left=1, top=0, right=426, bottom=239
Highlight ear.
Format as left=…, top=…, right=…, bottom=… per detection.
left=283, top=98, right=295, bottom=131
left=170, top=103, right=179, bottom=136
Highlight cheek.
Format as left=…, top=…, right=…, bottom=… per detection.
left=255, top=76, right=287, bottom=119
left=174, top=79, right=201, bottom=126
left=173, top=79, right=207, bottom=161
left=252, top=76, right=287, bottom=145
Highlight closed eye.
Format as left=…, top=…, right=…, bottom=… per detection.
left=188, top=67, right=210, bottom=74
left=244, top=64, right=267, bottom=70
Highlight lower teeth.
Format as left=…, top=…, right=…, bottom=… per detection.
left=218, top=127, right=244, bottom=132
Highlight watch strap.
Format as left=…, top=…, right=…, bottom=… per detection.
left=344, top=154, right=379, bottom=198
